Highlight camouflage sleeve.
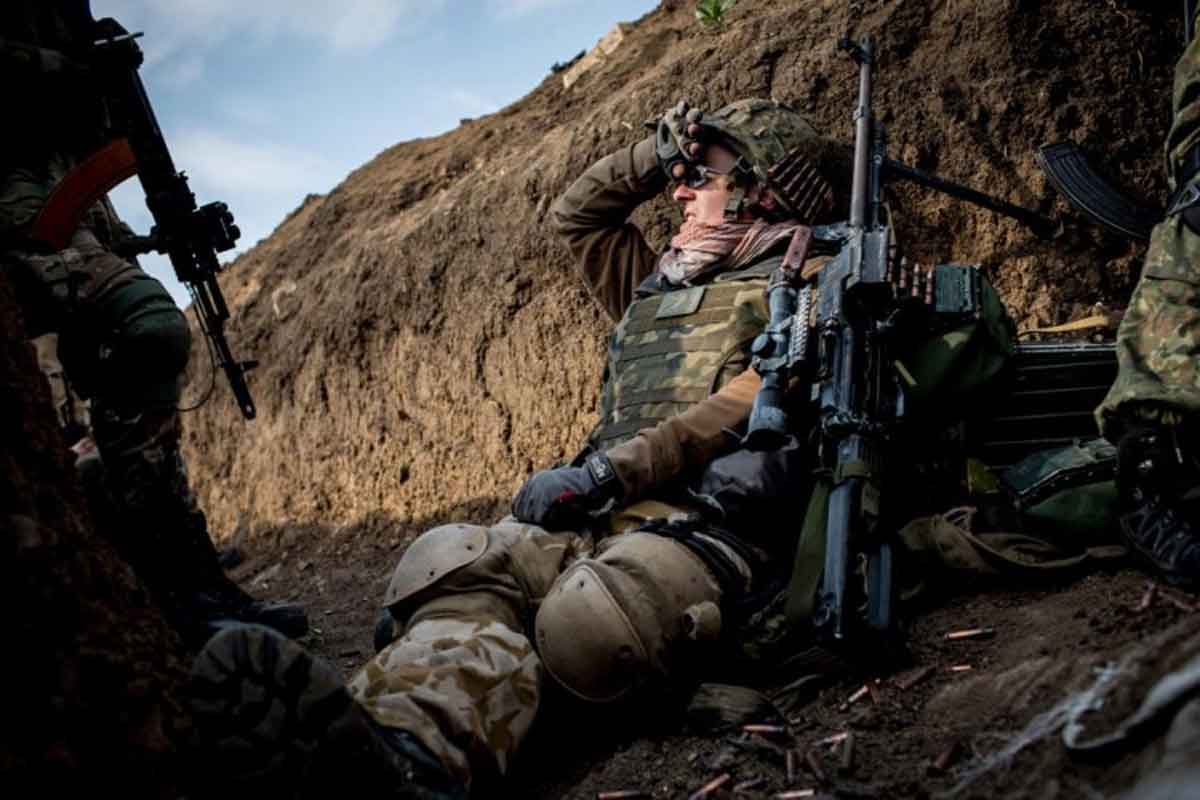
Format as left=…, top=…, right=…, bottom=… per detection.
left=1168, top=20, right=1200, bottom=187
left=549, top=135, right=667, bottom=322
left=605, top=368, right=762, bottom=499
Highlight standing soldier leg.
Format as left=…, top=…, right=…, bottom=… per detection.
left=1097, top=216, right=1200, bottom=584
left=1097, top=21, right=1200, bottom=585
left=17, top=228, right=307, bottom=642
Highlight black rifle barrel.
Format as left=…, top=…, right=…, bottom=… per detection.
left=849, top=37, right=874, bottom=229
left=93, top=25, right=257, bottom=419
left=883, top=159, right=1059, bottom=239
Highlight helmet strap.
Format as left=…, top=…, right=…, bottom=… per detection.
left=724, top=186, right=747, bottom=220
left=723, top=155, right=757, bottom=221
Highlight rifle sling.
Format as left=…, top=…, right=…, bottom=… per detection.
left=785, top=476, right=831, bottom=624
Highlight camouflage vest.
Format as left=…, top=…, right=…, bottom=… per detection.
left=588, top=257, right=779, bottom=452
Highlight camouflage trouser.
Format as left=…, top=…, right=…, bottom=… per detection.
left=1096, top=214, right=1200, bottom=438
left=1097, top=21, right=1200, bottom=439
left=348, top=502, right=736, bottom=788
left=4, top=164, right=216, bottom=595
left=5, top=223, right=207, bottom=593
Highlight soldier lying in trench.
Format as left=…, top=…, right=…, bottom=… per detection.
left=186, top=99, right=1126, bottom=798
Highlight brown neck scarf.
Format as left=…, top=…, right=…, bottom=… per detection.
left=658, top=218, right=802, bottom=285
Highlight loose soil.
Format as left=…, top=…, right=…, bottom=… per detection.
left=6, top=0, right=1196, bottom=797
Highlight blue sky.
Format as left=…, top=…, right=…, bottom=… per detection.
left=94, top=0, right=658, bottom=305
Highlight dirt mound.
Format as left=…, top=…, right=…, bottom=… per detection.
left=183, top=0, right=1176, bottom=543
left=0, top=275, right=189, bottom=795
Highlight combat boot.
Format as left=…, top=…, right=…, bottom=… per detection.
left=1117, top=423, right=1200, bottom=587
left=189, top=624, right=466, bottom=800
left=172, top=508, right=309, bottom=641
left=89, top=404, right=309, bottom=644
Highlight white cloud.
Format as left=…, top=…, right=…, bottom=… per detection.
left=93, top=0, right=442, bottom=86
left=219, top=97, right=276, bottom=130
left=173, top=131, right=342, bottom=198
left=488, top=0, right=584, bottom=17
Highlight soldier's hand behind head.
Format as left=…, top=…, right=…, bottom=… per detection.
left=656, top=101, right=711, bottom=182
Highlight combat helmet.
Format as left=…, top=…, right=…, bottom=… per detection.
left=700, top=98, right=847, bottom=222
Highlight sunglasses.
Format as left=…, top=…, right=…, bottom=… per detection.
left=674, top=162, right=732, bottom=189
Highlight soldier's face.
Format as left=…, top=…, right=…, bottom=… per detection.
left=671, top=143, right=742, bottom=226
left=672, top=142, right=763, bottom=225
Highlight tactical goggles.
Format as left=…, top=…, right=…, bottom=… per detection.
left=673, top=162, right=732, bottom=189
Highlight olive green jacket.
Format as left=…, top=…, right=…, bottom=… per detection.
left=549, top=136, right=766, bottom=500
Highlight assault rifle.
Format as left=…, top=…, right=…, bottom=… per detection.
left=30, top=12, right=257, bottom=420
left=746, top=35, right=1059, bottom=649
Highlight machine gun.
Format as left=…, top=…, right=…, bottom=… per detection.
left=745, top=35, right=1060, bottom=649
left=31, top=13, right=257, bottom=420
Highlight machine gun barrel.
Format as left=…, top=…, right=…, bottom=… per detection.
left=811, top=34, right=896, bottom=646
left=847, top=36, right=874, bottom=229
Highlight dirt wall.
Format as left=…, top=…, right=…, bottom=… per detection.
left=181, top=0, right=1178, bottom=545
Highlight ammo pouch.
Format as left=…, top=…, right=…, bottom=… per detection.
left=1001, top=437, right=1120, bottom=539
left=892, top=269, right=1016, bottom=415
left=3, top=245, right=81, bottom=338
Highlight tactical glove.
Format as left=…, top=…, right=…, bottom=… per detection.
left=512, top=452, right=622, bottom=531
left=655, top=101, right=709, bottom=182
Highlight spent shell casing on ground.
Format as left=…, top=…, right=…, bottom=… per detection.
left=742, top=724, right=788, bottom=736
left=597, top=792, right=649, bottom=800
left=815, top=731, right=849, bottom=750
left=773, top=791, right=815, bottom=799
left=931, top=740, right=962, bottom=773
left=688, top=773, right=731, bottom=800
left=839, top=684, right=870, bottom=710
left=839, top=733, right=856, bottom=774
left=944, top=627, right=996, bottom=641
left=1136, top=582, right=1157, bottom=611
left=895, top=665, right=935, bottom=690
left=948, top=664, right=973, bottom=673
left=733, top=776, right=767, bottom=793
left=804, top=749, right=826, bottom=782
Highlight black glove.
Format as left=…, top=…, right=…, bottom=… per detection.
left=655, top=101, right=709, bottom=182
left=512, top=452, right=622, bottom=530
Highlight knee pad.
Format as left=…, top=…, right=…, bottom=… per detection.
left=534, top=531, right=723, bottom=702
left=383, top=523, right=488, bottom=616
left=105, top=277, right=191, bottom=399
left=66, top=277, right=191, bottom=407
